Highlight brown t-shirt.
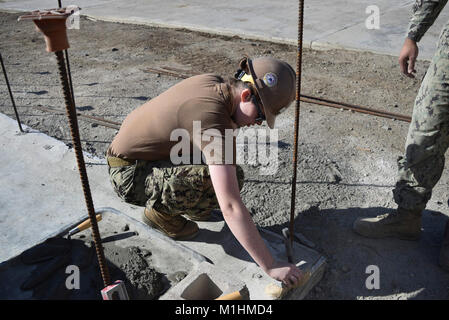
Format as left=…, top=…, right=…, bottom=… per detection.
left=107, top=74, right=238, bottom=164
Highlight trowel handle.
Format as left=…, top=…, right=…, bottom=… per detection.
left=68, top=214, right=102, bottom=237
left=215, top=291, right=242, bottom=300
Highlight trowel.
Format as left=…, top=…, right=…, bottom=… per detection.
left=66, top=214, right=102, bottom=239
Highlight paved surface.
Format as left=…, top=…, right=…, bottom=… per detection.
left=0, top=113, right=130, bottom=263
left=0, top=0, right=448, bottom=60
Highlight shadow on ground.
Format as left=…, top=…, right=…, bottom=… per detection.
left=264, top=206, right=449, bottom=299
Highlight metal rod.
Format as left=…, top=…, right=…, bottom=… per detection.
left=34, top=105, right=121, bottom=130
left=54, top=50, right=111, bottom=287
left=288, top=0, right=305, bottom=262
left=143, top=67, right=190, bottom=79
left=300, top=94, right=411, bottom=123
left=65, top=51, right=76, bottom=106
left=143, top=67, right=412, bottom=123
left=57, top=0, right=76, bottom=108
left=0, top=52, right=24, bottom=132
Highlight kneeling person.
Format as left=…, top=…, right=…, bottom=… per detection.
left=106, top=56, right=304, bottom=286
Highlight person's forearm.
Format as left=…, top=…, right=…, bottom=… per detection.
left=407, top=0, right=448, bottom=42
left=222, top=202, right=275, bottom=272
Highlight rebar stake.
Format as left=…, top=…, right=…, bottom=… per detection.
left=0, top=52, right=24, bottom=132
left=57, top=0, right=77, bottom=108
left=288, top=0, right=305, bottom=262
left=18, top=8, right=111, bottom=288
left=54, top=50, right=111, bottom=287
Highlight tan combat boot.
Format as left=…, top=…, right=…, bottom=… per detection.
left=439, top=220, right=449, bottom=272
left=142, top=208, right=199, bottom=240
left=353, top=208, right=422, bottom=240
left=185, top=210, right=212, bottom=221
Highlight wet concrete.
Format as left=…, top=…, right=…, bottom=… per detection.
left=4, top=240, right=168, bottom=300
left=0, top=207, right=203, bottom=300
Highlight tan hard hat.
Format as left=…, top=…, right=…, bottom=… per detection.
left=236, top=56, right=296, bottom=129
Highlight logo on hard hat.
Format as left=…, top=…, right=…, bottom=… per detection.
left=263, top=73, right=278, bottom=87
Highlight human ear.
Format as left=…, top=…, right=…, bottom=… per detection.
left=240, top=88, right=252, bottom=102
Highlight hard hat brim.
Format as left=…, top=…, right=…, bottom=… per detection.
left=247, top=58, right=277, bottom=129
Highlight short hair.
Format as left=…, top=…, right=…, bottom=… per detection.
left=224, top=76, right=250, bottom=91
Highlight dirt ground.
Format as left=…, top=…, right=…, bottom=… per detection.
left=1, top=11, right=449, bottom=299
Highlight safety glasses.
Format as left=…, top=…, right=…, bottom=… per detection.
left=249, top=87, right=265, bottom=123
left=252, top=95, right=266, bottom=123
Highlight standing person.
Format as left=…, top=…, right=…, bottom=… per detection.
left=353, top=0, right=449, bottom=271
left=106, top=56, right=305, bottom=286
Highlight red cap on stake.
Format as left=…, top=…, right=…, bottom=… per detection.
left=18, top=7, right=80, bottom=52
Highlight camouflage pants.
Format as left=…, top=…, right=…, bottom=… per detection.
left=108, top=158, right=245, bottom=216
left=393, top=24, right=449, bottom=212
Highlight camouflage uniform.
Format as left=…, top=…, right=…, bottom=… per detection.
left=393, top=0, right=449, bottom=212
left=108, top=159, right=245, bottom=217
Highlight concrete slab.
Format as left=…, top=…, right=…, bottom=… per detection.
left=313, top=3, right=443, bottom=60
left=0, top=0, right=447, bottom=60
left=0, top=113, right=140, bottom=263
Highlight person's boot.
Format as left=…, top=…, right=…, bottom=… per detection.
left=353, top=207, right=422, bottom=240
left=185, top=210, right=212, bottom=222
left=439, top=220, right=449, bottom=272
left=142, top=208, right=199, bottom=240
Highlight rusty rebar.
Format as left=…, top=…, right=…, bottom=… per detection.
left=143, top=66, right=412, bottom=123
left=34, top=105, right=121, bottom=130
left=57, top=0, right=76, bottom=109
left=288, top=0, right=305, bottom=262
left=54, top=50, right=111, bottom=287
left=1, top=52, right=24, bottom=132
left=300, top=94, right=411, bottom=123
left=64, top=51, right=76, bottom=105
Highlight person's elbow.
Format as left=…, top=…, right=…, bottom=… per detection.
left=220, top=199, right=245, bottom=221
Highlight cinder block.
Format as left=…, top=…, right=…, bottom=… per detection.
left=160, top=261, right=249, bottom=300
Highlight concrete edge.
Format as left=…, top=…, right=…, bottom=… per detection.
left=258, top=227, right=327, bottom=300
left=81, top=14, right=304, bottom=45
left=0, top=8, right=22, bottom=14
left=0, top=205, right=208, bottom=268
left=293, top=256, right=327, bottom=300
left=81, top=14, right=431, bottom=62
left=0, top=9, right=432, bottom=62
left=91, top=207, right=209, bottom=265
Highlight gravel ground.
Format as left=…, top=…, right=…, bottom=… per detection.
left=1, top=11, right=449, bottom=299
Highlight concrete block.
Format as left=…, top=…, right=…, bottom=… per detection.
left=180, top=214, right=327, bottom=300
left=160, top=261, right=249, bottom=300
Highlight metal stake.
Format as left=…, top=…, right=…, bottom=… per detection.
left=288, top=0, right=305, bottom=262
left=54, top=50, right=111, bottom=287
left=57, top=0, right=76, bottom=107
left=0, top=52, right=24, bottom=132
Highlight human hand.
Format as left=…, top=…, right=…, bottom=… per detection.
left=265, top=260, right=304, bottom=287
left=398, top=38, right=419, bottom=78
